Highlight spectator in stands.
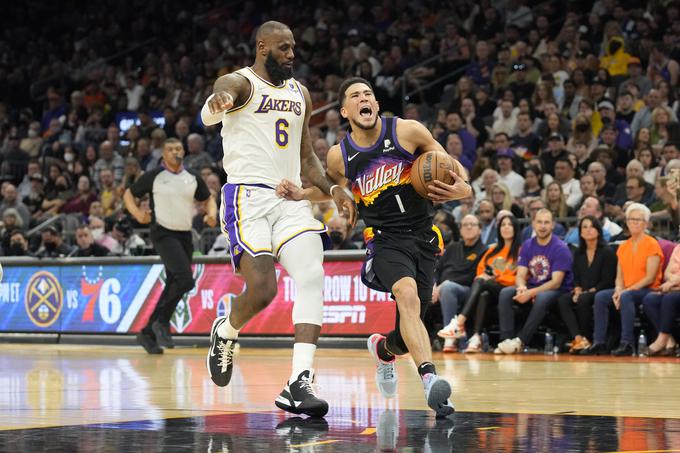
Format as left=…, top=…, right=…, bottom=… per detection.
left=489, top=182, right=523, bottom=218
left=1, top=208, right=24, bottom=251
left=492, top=100, right=517, bottom=136
left=0, top=183, right=31, bottom=227
left=327, top=215, right=358, bottom=250
left=521, top=165, right=543, bottom=201
left=554, top=157, right=582, bottom=209
left=585, top=203, right=664, bottom=356
left=568, top=114, right=597, bottom=156
left=639, top=148, right=659, bottom=185
left=559, top=216, right=617, bottom=354
left=184, top=133, right=213, bottom=172
left=35, top=224, right=73, bottom=258
left=94, top=141, right=125, bottom=186
left=70, top=224, right=111, bottom=257
left=631, top=89, right=672, bottom=135
left=4, top=229, right=31, bottom=257
left=322, top=110, right=341, bottom=146
left=23, top=173, right=46, bottom=225
left=473, top=169, right=499, bottom=204
left=496, top=209, right=573, bottom=354
left=598, top=99, right=633, bottom=151
left=62, top=175, right=98, bottom=216
left=451, top=214, right=520, bottom=353
left=477, top=200, right=497, bottom=245
left=642, top=244, right=680, bottom=356
left=495, top=149, right=524, bottom=198
left=106, top=218, right=146, bottom=256
left=511, top=112, right=542, bottom=158
left=465, top=40, right=494, bottom=87
left=521, top=197, right=566, bottom=241
left=433, top=214, right=486, bottom=352
left=588, top=159, right=617, bottom=199
left=541, top=133, right=568, bottom=176
left=98, top=168, right=120, bottom=217
left=543, top=181, right=573, bottom=219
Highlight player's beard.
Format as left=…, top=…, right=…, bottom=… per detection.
left=265, top=53, right=293, bottom=84
left=350, top=115, right=379, bottom=131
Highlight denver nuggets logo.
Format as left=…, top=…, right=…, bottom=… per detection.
left=25, top=271, right=63, bottom=328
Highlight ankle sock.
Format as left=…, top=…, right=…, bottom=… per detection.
left=290, top=343, right=317, bottom=383
left=418, top=362, right=436, bottom=378
left=217, top=317, right=240, bottom=340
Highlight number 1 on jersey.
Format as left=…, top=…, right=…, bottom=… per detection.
left=395, top=194, right=406, bottom=213
left=275, top=119, right=289, bottom=149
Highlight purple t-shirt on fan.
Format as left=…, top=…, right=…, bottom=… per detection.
left=518, top=235, right=573, bottom=291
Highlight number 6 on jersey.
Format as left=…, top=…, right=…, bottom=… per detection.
left=275, top=119, right=289, bottom=148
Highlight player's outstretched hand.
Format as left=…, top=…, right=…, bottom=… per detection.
left=208, top=91, right=234, bottom=114
left=276, top=179, right=305, bottom=201
left=331, top=187, right=357, bottom=228
left=427, top=171, right=472, bottom=202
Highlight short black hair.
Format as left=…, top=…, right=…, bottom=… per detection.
left=338, top=77, right=373, bottom=107
left=164, top=137, right=182, bottom=147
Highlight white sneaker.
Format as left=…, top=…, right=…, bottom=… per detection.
left=463, top=334, right=481, bottom=353
left=498, top=337, right=522, bottom=354
left=367, top=334, right=398, bottom=398
left=437, top=319, right=465, bottom=339
left=422, top=373, right=455, bottom=418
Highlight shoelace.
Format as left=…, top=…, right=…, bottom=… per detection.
left=377, top=362, right=395, bottom=380
left=217, top=340, right=235, bottom=372
left=298, top=377, right=322, bottom=396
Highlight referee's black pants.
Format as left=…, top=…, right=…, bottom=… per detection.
left=142, top=226, right=195, bottom=335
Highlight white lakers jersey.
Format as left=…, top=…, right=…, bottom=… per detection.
left=220, top=67, right=306, bottom=187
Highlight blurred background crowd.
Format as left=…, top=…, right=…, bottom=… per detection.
left=0, top=0, right=679, bottom=258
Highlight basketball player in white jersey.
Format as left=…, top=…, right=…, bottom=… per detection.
left=200, top=21, right=356, bottom=418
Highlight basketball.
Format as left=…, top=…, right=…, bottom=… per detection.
left=410, top=151, right=459, bottom=198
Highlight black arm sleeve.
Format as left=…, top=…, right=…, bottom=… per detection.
left=193, top=173, right=211, bottom=202
left=129, top=168, right=162, bottom=198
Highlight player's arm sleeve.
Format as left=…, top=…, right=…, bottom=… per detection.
left=193, top=174, right=211, bottom=202
left=129, top=169, right=159, bottom=198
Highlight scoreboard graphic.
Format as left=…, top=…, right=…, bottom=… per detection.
left=0, top=262, right=395, bottom=335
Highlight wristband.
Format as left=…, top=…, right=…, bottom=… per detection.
left=330, top=184, right=341, bottom=196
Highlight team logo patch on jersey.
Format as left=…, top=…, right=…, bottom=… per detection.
left=383, top=139, right=395, bottom=152
left=25, top=271, right=63, bottom=328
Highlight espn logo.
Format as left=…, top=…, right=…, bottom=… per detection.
left=323, top=305, right=366, bottom=324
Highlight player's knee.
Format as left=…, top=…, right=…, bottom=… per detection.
left=392, top=281, right=420, bottom=314
left=292, top=262, right=324, bottom=291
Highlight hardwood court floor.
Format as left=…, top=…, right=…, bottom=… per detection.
left=0, top=343, right=679, bottom=452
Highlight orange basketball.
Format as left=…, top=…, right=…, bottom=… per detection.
left=410, top=151, right=459, bottom=198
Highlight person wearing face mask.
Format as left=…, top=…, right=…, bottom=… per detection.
left=89, top=216, right=117, bottom=252
left=326, top=215, right=357, bottom=250
left=4, top=230, right=32, bottom=257
left=35, top=224, right=73, bottom=258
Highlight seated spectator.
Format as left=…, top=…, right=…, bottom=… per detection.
left=450, top=215, right=520, bottom=353
left=492, top=100, right=517, bottom=136
left=553, top=156, right=582, bottom=209
left=540, top=132, right=569, bottom=176
left=62, top=175, right=98, bottom=216
left=578, top=173, right=598, bottom=204
left=496, top=209, right=573, bottom=354
left=41, top=174, right=73, bottom=217
left=477, top=200, right=497, bottom=245
left=23, top=173, right=46, bottom=224
left=94, top=140, right=124, bottom=185
left=489, top=182, right=523, bottom=218
left=452, top=193, right=474, bottom=223
left=69, top=224, right=111, bottom=257
left=564, top=197, right=621, bottom=245
left=520, top=197, right=566, bottom=241
left=638, top=148, right=658, bottom=185
left=520, top=165, right=543, bottom=202
left=543, top=181, right=574, bottom=219
left=642, top=244, right=680, bottom=356
left=584, top=203, right=664, bottom=356
left=184, top=133, right=214, bottom=172
left=511, top=111, right=542, bottom=159
left=327, top=215, right=358, bottom=250
left=1, top=208, right=24, bottom=251
left=4, top=229, right=32, bottom=257
left=107, top=218, right=146, bottom=256
left=558, top=216, right=617, bottom=354
left=472, top=168, right=499, bottom=203
left=610, top=160, right=654, bottom=206
left=34, top=224, right=73, bottom=258
left=0, top=183, right=31, bottom=227
left=496, top=149, right=525, bottom=198
left=433, top=214, right=486, bottom=352
left=98, top=168, right=120, bottom=217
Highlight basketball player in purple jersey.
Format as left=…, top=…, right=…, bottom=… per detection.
left=200, top=21, right=356, bottom=418
left=278, top=77, right=471, bottom=417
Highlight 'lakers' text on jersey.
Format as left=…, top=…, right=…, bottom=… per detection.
left=341, top=117, right=433, bottom=230
left=220, top=67, right=306, bottom=187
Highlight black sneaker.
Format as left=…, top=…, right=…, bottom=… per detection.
left=275, top=369, right=329, bottom=417
left=152, top=321, right=175, bottom=349
left=206, top=316, right=237, bottom=387
left=275, top=416, right=329, bottom=445
left=580, top=343, right=607, bottom=356
left=137, top=331, right=163, bottom=354
left=611, top=342, right=635, bottom=356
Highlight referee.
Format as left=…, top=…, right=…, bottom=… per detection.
left=124, top=138, right=216, bottom=354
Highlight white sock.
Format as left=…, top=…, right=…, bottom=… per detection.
left=217, top=316, right=240, bottom=340
left=289, top=343, right=317, bottom=383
